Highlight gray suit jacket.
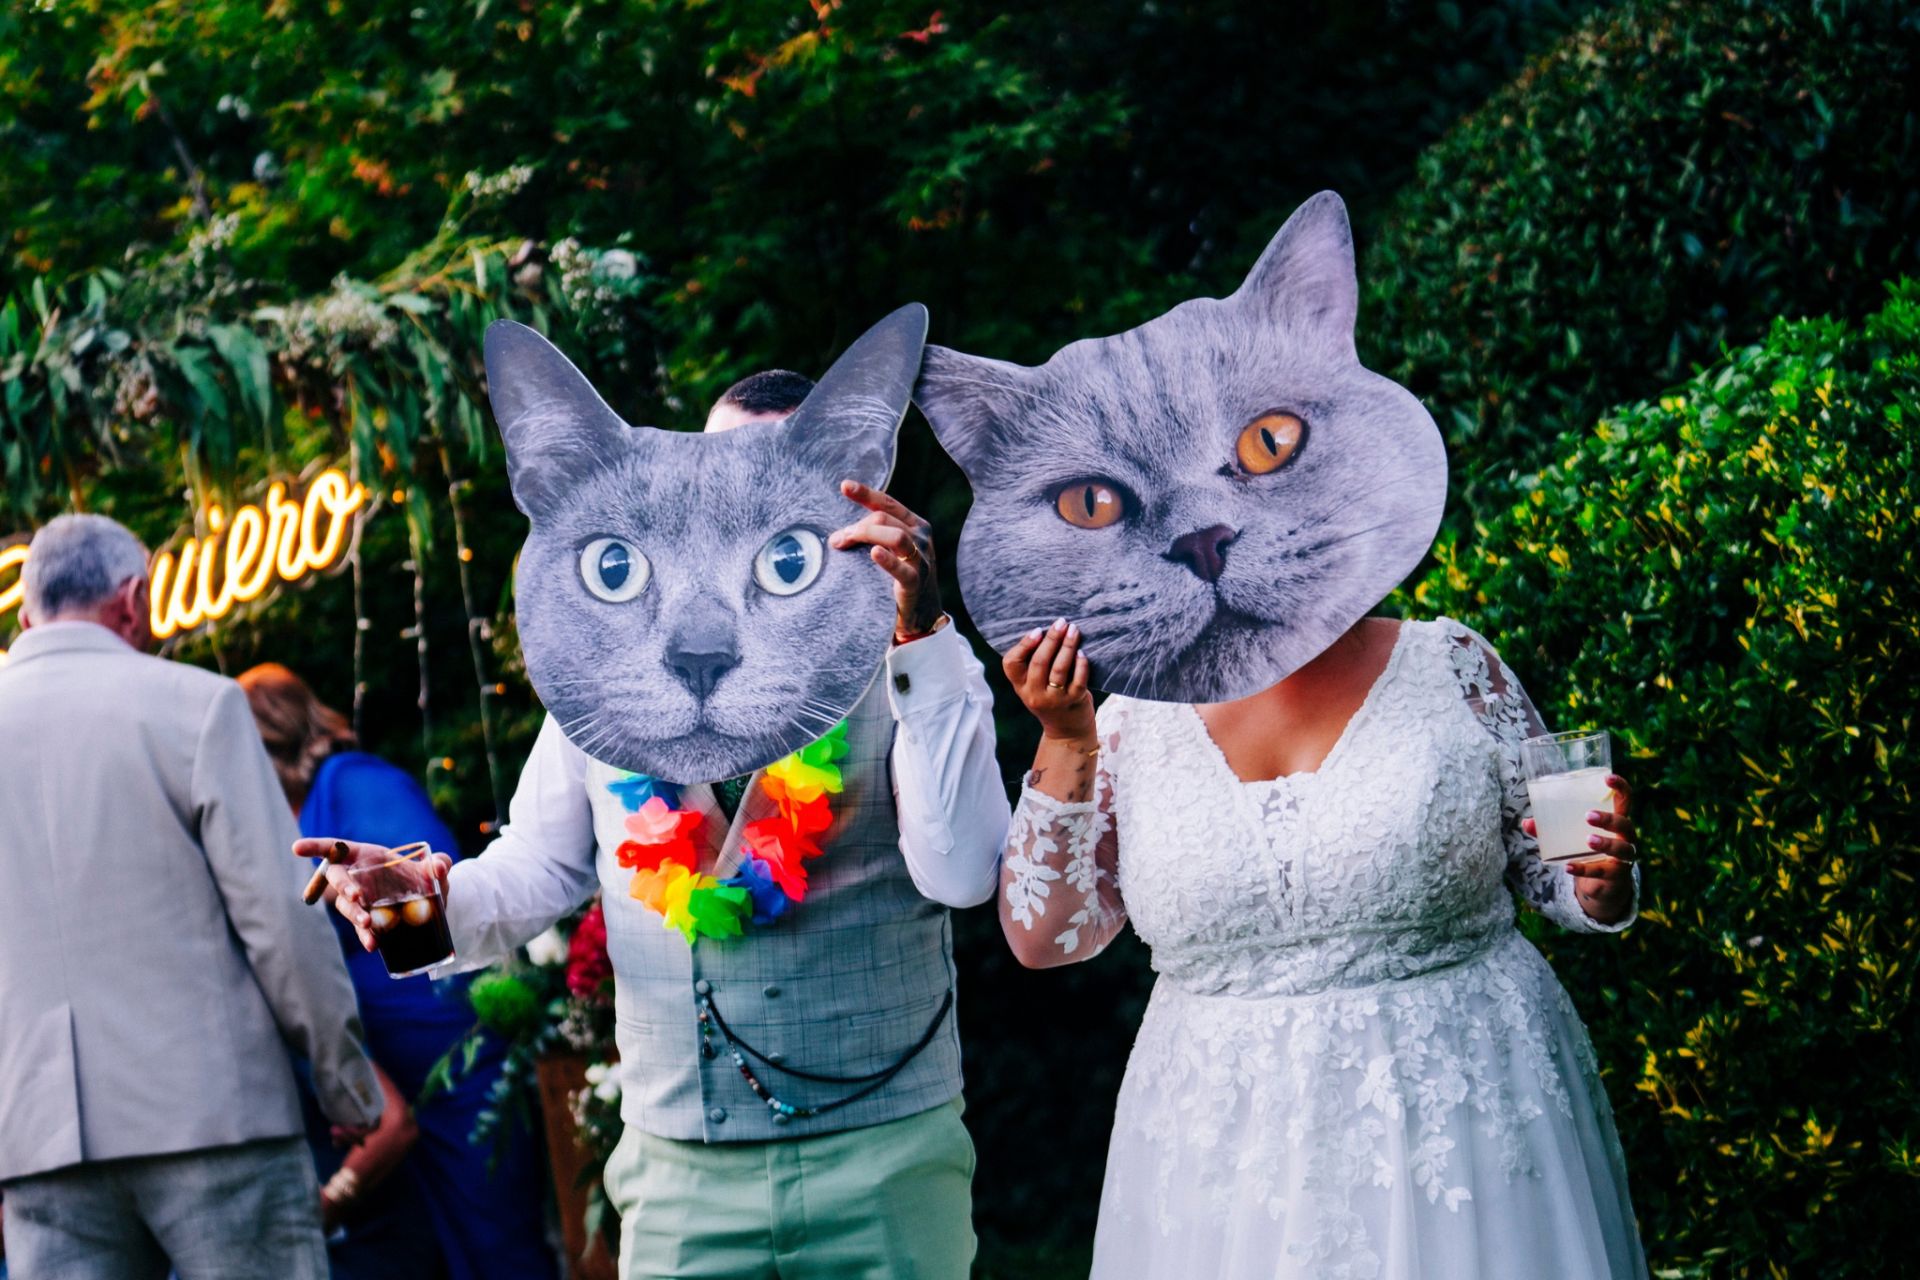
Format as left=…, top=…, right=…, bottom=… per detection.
left=0, top=622, right=382, bottom=1182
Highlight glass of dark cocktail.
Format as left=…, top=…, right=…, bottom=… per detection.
left=350, top=842, right=454, bottom=977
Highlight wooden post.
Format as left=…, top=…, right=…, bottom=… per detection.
left=534, top=1054, right=620, bottom=1280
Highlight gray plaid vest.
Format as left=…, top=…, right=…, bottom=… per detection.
left=584, top=679, right=962, bottom=1142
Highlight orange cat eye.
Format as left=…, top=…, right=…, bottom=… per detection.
left=1055, top=480, right=1126, bottom=529
left=1237, top=412, right=1306, bottom=474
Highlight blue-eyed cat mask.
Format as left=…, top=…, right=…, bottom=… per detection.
left=914, top=192, right=1445, bottom=703
left=485, top=303, right=927, bottom=783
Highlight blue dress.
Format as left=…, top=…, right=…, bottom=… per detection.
left=303, top=752, right=556, bottom=1280
left=296, top=1060, right=445, bottom=1280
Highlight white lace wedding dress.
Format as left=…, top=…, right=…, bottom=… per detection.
left=1004, top=618, right=1647, bottom=1279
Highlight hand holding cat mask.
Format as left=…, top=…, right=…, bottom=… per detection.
left=485, top=304, right=929, bottom=783
left=914, top=192, right=1446, bottom=704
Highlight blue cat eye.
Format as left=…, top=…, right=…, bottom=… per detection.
left=579, top=536, right=652, bottom=603
left=753, top=529, right=824, bottom=597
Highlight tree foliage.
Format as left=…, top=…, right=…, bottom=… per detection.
left=1361, top=0, right=1920, bottom=522
left=1419, top=283, right=1920, bottom=1277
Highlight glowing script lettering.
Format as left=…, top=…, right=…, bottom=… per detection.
left=0, top=469, right=367, bottom=662
left=0, top=545, right=27, bottom=640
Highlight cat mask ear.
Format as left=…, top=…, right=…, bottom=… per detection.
left=913, top=345, right=1034, bottom=476
left=1232, top=189, right=1359, bottom=361
left=784, top=303, right=929, bottom=489
left=484, top=320, right=632, bottom=520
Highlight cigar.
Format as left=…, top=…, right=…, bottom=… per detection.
left=302, top=840, right=350, bottom=905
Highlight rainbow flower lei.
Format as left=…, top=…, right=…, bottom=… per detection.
left=605, top=721, right=850, bottom=945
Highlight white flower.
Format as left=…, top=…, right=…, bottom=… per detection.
left=594, top=1077, right=622, bottom=1103
left=597, top=249, right=639, bottom=280
left=525, top=926, right=569, bottom=968
left=583, top=1063, right=608, bottom=1086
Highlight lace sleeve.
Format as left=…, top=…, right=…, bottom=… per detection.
left=999, top=702, right=1128, bottom=967
left=1446, top=623, right=1639, bottom=934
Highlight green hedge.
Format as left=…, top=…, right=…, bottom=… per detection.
left=1418, top=282, right=1920, bottom=1277
left=1360, top=0, right=1920, bottom=521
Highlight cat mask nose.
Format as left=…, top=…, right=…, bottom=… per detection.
left=664, top=599, right=742, bottom=700
left=1166, top=524, right=1237, bottom=583
left=665, top=642, right=740, bottom=700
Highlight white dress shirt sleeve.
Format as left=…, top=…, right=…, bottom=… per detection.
left=884, top=622, right=1010, bottom=908
left=440, top=714, right=602, bottom=970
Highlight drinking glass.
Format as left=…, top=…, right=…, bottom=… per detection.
left=349, top=842, right=454, bottom=977
left=1521, top=730, right=1615, bottom=863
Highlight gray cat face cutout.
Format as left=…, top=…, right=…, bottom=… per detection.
left=487, top=304, right=927, bottom=783
left=916, top=192, right=1445, bottom=704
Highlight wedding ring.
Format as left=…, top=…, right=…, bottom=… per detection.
left=1046, top=681, right=1067, bottom=691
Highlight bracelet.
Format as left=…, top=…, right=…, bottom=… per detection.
left=321, top=1166, right=362, bottom=1206
left=894, top=612, right=950, bottom=646
left=1046, top=736, right=1100, bottom=758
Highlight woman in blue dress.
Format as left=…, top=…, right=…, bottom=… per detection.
left=241, top=664, right=556, bottom=1280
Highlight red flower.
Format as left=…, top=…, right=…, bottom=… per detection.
left=739, top=818, right=814, bottom=900
left=615, top=837, right=699, bottom=873
left=900, top=10, right=947, bottom=43
left=566, top=904, right=614, bottom=1002
left=616, top=797, right=704, bottom=872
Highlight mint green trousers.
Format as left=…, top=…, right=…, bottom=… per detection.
left=603, top=1098, right=977, bottom=1280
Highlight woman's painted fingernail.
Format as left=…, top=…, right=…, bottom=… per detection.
left=1586, top=811, right=1605, bottom=822
left=1051, top=618, right=1068, bottom=632
left=1027, top=627, right=1044, bottom=640
left=1067, top=623, right=1080, bottom=641
left=1589, top=834, right=1605, bottom=847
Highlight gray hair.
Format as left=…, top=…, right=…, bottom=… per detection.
left=22, top=515, right=151, bottom=622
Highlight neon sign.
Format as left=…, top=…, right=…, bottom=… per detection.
left=0, top=468, right=368, bottom=662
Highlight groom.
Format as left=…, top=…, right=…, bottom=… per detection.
left=308, top=369, right=1007, bottom=1279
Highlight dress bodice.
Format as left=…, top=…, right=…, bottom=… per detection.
left=1001, top=616, right=1637, bottom=982
left=1112, top=621, right=1514, bottom=997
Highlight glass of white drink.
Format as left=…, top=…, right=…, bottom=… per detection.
left=1521, top=730, right=1614, bottom=862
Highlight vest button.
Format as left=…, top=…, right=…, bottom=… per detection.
left=694, top=979, right=712, bottom=996
left=708, top=1107, right=727, bottom=1123
left=894, top=672, right=912, bottom=694
left=772, top=1112, right=791, bottom=1126
left=768, top=1051, right=786, bottom=1064
left=763, top=984, right=782, bottom=998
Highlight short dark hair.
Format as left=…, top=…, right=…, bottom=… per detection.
left=718, top=369, right=815, bottom=417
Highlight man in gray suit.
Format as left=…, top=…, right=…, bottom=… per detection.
left=0, top=515, right=383, bottom=1280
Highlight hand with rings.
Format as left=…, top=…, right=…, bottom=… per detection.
left=827, top=480, right=945, bottom=641
left=1003, top=618, right=1096, bottom=744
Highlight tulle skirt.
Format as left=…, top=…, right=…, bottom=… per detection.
left=1091, top=932, right=1647, bottom=1280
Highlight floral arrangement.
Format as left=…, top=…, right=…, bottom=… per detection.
left=424, top=900, right=621, bottom=1171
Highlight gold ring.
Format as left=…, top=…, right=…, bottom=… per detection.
left=1046, top=681, right=1067, bottom=691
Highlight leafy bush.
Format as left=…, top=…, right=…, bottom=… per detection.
left=1418, top=282, right=1920, bottom=1277
left=1360, top=0, right=1920, bottom=520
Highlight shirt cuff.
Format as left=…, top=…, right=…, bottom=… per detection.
left=429, top=860, right=504, bottom=975
left=883, top=622, right=981, bottom=717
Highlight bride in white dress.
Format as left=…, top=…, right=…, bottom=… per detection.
left=999, top=613, right=1648, bottom=1280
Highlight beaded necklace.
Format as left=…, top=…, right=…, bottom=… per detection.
left=698, top=986, right=955, bottom=1125
left=604, top=721, right=850, bottom=944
